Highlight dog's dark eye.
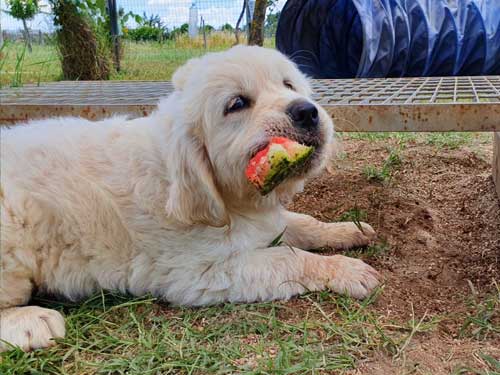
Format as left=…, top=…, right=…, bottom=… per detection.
left=284, top=80, right=295, bottom=91
left=225, top=96, right=249, bottom=115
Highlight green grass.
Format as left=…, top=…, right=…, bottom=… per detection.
left=0, top=37, right=276, bottom=87
left=2, top=280, right=492, bottom=374
left=337, top=206, right=368, bottom=235
left=453, top=352, right=500, bottom=375
left=268, top=227, right=287, bottom=247
left=0, top=41, right=197, bottom=86
left=335, top=208, right=390, bottom=258
left=363, top=147, right=403, bottom=184
left=344, top=242, right=391, bottom=259
left=460, top=282, right=500, bottom=340
left=0, top=41, right=61, bottom=87
left=113, top=41, right=223, bottom=82
left=341, top=132, right=417, bottom=144
left=341, top=132, right=491, bottom=152
left=0, top=289, right=432, bottom=374
left=425, top=132, right=475, bottom=149
left=337, top=207, right=368, bottom=224
left=453, top=284, right=500, bottom=374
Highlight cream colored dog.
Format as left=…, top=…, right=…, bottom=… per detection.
left=0, top=46, right=379, bottom=352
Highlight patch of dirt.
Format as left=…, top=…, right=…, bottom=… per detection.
left=350, top=337, right=500, bottom=375
left=289, top=136, right=500, bottom=373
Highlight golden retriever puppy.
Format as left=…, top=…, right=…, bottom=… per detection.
left=0, top=46, right=379, bottom=352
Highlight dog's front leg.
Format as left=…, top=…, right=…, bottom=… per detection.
left=282, top=211, right=376, bottom=250
left=0, top=270, right=65, bottom=352
left=185, top=247, right=380, bottom=304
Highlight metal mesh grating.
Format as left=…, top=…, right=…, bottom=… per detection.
left=1, top=77, right=500, bottom=131
left=310, top=76, right=500, bottom=105
left=0, top=81, right=174, bottom=105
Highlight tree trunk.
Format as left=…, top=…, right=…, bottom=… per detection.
left=248, top=0, right=267, bottom=46
left=51, top=0, right=111, bottom=80
left=21, top=18, right=32, bottom=52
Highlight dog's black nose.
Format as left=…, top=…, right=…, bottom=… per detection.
left=286, top=100, right=319, bottom=130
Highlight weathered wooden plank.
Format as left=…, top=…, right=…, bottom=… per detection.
left=494, top=133, right=500, bottom=199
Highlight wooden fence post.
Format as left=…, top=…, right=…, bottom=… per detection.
left=494, top=133, right=500, bottom=200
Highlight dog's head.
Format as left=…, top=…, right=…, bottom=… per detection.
left=161, top=45, right=334, bottom=227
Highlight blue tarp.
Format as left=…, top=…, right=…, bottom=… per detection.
left=276, top=0, right=500, bottom=77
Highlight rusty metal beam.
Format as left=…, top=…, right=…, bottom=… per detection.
left=0, top=104, right=155, bottom=125
left=324, top=104, right=500, bottom=132
left=1, top=77, right=500, bottom=132
left=0, top=81, right=170, bottom=126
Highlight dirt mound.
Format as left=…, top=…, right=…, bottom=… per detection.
left=290, top=136, right=500, bottom=327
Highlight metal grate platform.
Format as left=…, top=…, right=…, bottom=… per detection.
left=311, top=76, right=500, bottom=104
left=1, top=77, right=500, bottom=131
left=0, top=81, right=174, bottom=105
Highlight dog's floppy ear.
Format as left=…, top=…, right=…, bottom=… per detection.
left=165, top=126, right=228, bottom=227
left=172, top=57, right=201, bottom=91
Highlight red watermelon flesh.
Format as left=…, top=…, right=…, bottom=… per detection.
left=246, top=137, right=315, bottom=195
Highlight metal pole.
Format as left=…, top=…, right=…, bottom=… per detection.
left=245, top=0, right=251, bottom=40
left=107, top=0, right=120, bottom=72
left=201, top=16, right=206, bottom=50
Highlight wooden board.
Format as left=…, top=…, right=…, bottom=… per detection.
left=494, top=133, right=500, bottom=199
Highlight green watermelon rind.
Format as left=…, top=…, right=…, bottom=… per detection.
left=259, top=145, right=315, bottom=195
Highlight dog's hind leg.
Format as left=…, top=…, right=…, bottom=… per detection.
left=281, top=211, right=376, bottom=250
left=169, top=246, right=380, bottom=305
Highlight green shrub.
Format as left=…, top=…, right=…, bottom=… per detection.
left=126, top=13, right=170, bottom=42
left=170, top=23, right=189, bottom=40
left=221, top=23, right=234, bottom=32
left=128, top=25, right=169, bottom=42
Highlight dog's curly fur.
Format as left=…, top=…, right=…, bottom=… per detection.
left=0, top=46, right=380, bottom=352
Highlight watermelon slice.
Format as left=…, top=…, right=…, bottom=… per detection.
left=246, top=137, right=315, bottom=195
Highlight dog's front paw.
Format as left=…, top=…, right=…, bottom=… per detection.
left=326, top=255, right=381, bottom=299
left=0, top=306, right=66, bottom=352
left=324, top=222, right=377, bottom=249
